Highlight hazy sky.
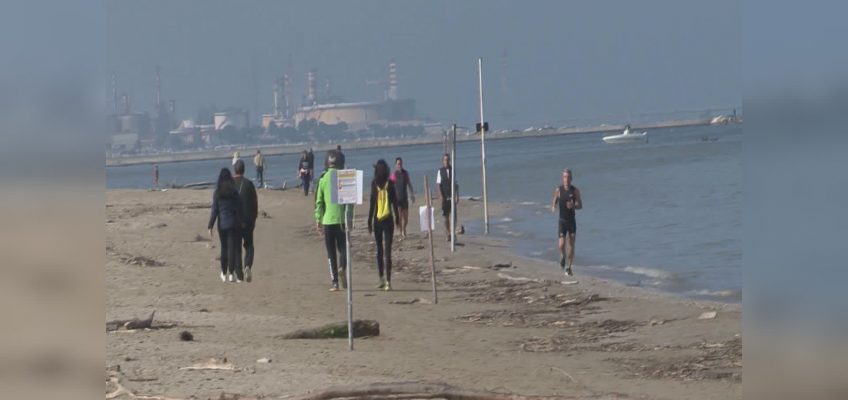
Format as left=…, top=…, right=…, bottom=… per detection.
left=106, top=0, right=740, bottom=128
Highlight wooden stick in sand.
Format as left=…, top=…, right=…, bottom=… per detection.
left=424, top=176, right=439, bottom=304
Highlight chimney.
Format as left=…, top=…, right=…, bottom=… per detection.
left=168, top=99, right=176, bottom=114
left=111, top=73, right=118, bottom=114
left=273, top=78, right=280, bottom=115
left=121, top=93, right=130, bottom=114
left=154, top=65, right=161, bottom=107
left=307, top=69, right=316, bottom=105
left=387, top=59, right=398, bottom=100
left=283, top=73, right=292, bottom=118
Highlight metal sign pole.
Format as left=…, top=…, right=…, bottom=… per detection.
left=450, top=124, right=457, bottom=252
left=424, top=176, right=438, bottom=304
left=478, top=57, right=489, bottom=235
left=345, top=204, right=353, bottom=350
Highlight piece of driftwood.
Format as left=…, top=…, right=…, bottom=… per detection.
left=289, top=381, right=638, bottom=400
left=106, top=311, right=155, bottom=332
left=277, top=320, right=379, bottom=339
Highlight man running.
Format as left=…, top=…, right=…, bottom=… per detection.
left=233, top=160, right=259, bottom=282
left=314, top=150, right=352, bottom=291
left=436, top=153, right=460, bottom=242
left=389, top=157, right=415, bottom=238
left=550, top=168, right=583, bottom=276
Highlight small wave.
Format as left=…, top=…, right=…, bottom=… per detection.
left=498, top=217, right=513, bottom=223
left=622, top=266, right=675, bottom=280
left=689, top=289, right=741, bottom=299
left=518, top=201, right=539, bottom=206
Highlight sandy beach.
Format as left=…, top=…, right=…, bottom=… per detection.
left=106, top=188, right=740, bottom=400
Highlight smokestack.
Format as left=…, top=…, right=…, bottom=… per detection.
left=121, top=93, right=130, bottom=114
left=111, top=73, right=118, bottom=114
left=273, top=78, right=280, bottom=115
left=154, top=65, right=161, bottom=107
left=283, top=73, right=292, bottom=118
left=307, top=69, right=316, bottom=105
left=169, top=99, right=176, bottom=114
left=387, top=59, right=398, bottom=100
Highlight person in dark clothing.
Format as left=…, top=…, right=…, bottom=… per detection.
left=233, top=160, right=258, bottom=282
left=368, top=159, right=400, bottom=291
left=306, top=148, right=315, bottom=191
left=436, top=153, right=461, bottom=242
left=550, top=168, right=583, bottom=276
left=297, top=150, right=311, bottom=196
left=208, top=168, right=246, bottom=283
left=335, top=145, right=345, bottom=170
left=390, top=157, right=415, bottom=239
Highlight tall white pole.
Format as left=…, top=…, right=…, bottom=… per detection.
left=450, top=124, right=457, bottom=253
left=478, top=58, right=489, bottom=235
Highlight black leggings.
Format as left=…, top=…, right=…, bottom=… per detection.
left=219, top=227, right=243, bottom=279
left=374, top=218, right=394, bottom=282
left=323, top=224, right=347, bottom=283
left=302, top=176, right=311, bottom=196
left=242, top=222, right=255, bottom=268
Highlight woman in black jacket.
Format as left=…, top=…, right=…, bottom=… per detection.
left=367, top=159, right=400, bottom=291
left=208, top=168, right=246, bottom=282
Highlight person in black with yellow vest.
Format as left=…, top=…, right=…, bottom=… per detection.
left=550, top=169, right=583, bottom=276
left=368, top=159, right=400, bottom=291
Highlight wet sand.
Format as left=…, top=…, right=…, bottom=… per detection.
left=106, top=188, right=740, bottom=399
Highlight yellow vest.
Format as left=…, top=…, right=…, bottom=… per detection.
left=376, top=183, right=391, bottom=221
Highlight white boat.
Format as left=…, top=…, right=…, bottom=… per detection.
left=602, top=125, right=648, bottom=144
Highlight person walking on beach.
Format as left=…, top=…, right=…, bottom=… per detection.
left=437, top=153, right=461, bottom=242
left=306, top=148, right=315, bottom=192
left=550, top=168, right=583, bottom=276
left=208, top=168, right=246, bottom=282
left=314, top=150, right=352, bottom=291
left=253, top=149, right=265, bottom=188
left=233, top=160, right=258, bottom=282
left=297, top=150, right=311, bottom=196
left=390, top=157, right=415, bottom=239
left=232, top=151, right=240, bottom=166
left=153, top=164, right=159, bottom=189
left=368, top=159, right=400, bottom=291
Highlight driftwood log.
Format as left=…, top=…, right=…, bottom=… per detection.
left=106, top=311, right=155, bottom=332
left=290, top=381, right=639, bottom=400
left=277, top=320, right=379, bottom=339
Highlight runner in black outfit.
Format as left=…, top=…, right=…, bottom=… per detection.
left=550, top=169, right=583, bottom=276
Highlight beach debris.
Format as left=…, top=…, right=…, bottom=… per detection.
left=259, top=210, right=271, bottom=219
left=649, top=319, right=666, bottom=326
left=698, top=311, right=718, bottom=320
left=179, top=357, right=239, bottom=371
left=148, top=222, right=168, bottom=229
left=558, top=294, right=606, bottom=308
left=287, top=380, right=635, bottom=400
left=608, top=337, right=741, bottom=381
left=106, top=311, right=155, bottom=332
left=390, top=298, right=432, bottom=305
left=277, top=320, right=380, bottom=339
left=193, top=234, right=210, bottom=242
left=488, top=262, right=515, bottom=270
left=257, top=357, right=272, bottom=363
left=497, top=272, right=541, bottom=283
left=179, top=331, right=194, bottom=341
left=120, top=254, right=164, bottom=267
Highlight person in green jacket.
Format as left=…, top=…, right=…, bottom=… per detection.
left=314, top=150, right=353, bottom=291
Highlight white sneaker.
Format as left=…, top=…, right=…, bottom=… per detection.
left=220, top=272, right=227, bottom=282
left=244, top=266, right=252, bottom=282
left=227, top=273, right=235, bottom=282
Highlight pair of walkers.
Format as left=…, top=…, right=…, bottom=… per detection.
left=208, top=160, right=258, bottom=283
left=313, top=152, right=408, bottom=291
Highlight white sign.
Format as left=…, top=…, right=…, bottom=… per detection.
left=418, top=205, right=436, bottom=232
left=331, top=169, right=363, bottom=205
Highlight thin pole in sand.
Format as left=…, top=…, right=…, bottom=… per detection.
left=345, top=204, right=353, bottom=351
left=424, top=176, right=439, bottom=304
left=450, top=124, right=457, bottom=253
left=478, top=57, right=490, bottom=235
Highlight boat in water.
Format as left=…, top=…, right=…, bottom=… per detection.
left=602, top=124, right=648, bottom=144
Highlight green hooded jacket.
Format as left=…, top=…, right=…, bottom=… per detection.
left=314, top=168, right=354, bottom=225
